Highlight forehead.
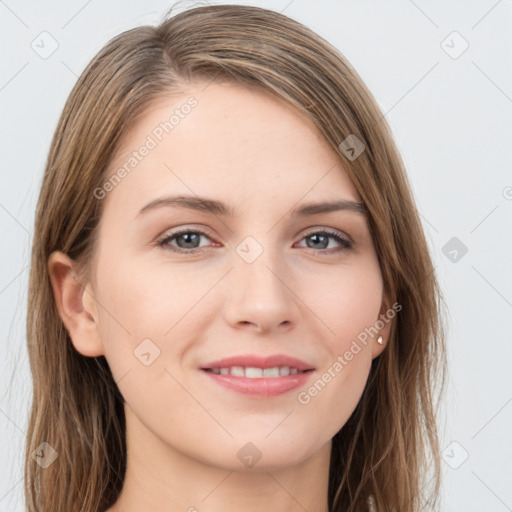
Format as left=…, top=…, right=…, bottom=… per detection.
left=101, top=81, right=361, bottom=218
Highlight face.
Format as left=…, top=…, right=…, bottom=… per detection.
left=71, top=81, right=389, bottom=471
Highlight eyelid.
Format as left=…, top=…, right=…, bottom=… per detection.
left=300, top=226, right=353, bottom=244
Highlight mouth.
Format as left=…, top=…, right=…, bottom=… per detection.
left=199, top=354, right=315, bottom=398
left=202, top=366, right=312, bottom=378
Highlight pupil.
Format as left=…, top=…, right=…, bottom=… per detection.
left=180, top=233, right=199, bottom=248
left=308, top=234, right=327, bottom=249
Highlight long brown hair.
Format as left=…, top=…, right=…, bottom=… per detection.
left=25, top=3, right=446, bottom=511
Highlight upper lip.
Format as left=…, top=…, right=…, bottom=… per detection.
left=200, top=354, right=315, bottom=371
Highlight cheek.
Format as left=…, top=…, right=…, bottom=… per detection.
left=94, top=251, right=204, bottom=339
left=92, top=250, right=224, bottom=392
left=307, top=260, right=383, bottom=347
left=295, top=263, right=381, bottom=425
left=92, top=254, right=205, bottom=424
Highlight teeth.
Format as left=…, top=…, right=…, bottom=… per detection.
left=246, top=367, right=263, bottom=378
left=231, top=366, right=245, bottom=377
left=279, top=366, right=290, bottom=376
left=208, top=366, right=305, bottom=378
left=263, top=367, right=279, bottom=378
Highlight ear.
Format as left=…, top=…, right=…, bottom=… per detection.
left=371, top=296, right=395, bottom=359
left=48, top=251, right=105, bottom=357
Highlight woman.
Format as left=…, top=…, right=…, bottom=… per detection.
left=25, top=4, right=446, bottom=511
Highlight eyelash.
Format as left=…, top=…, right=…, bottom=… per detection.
left=156, top=228, right=353, bottom=256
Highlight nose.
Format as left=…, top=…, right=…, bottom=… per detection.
left=222, top=247, right=300, bottom=334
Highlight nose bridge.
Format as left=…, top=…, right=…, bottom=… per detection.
left=234, top=235, right=287, bottom=298
left=223, top=234, right=298, bottom=331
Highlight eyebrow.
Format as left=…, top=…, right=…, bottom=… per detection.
left=137, top=195, right=367, bottom=217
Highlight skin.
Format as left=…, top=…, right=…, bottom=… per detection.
left=49, top=80, right=390, bottom=512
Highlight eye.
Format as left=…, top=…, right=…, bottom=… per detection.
left=156, top=228, right=353, bottom=255
left=157, top=229, right=215, bottom=253
left=295, top=229, right=353, bottom=254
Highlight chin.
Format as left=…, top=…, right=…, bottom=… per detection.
left=215, top=436, right=323, bottom=473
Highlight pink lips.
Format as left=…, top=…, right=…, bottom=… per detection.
left=202, top=354, right=315, bottom=372
left=200, top=354, right=315, bottom=398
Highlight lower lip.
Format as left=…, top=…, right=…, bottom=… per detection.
left=201, top=369, right=314, bottom=398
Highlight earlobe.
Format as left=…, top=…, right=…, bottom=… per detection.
left=371, top=297, right=393, bottom=359
left=47, top=251, right=105, bottom=357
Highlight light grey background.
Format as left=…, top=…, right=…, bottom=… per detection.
left=1, top=0, right=511, bottom=510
